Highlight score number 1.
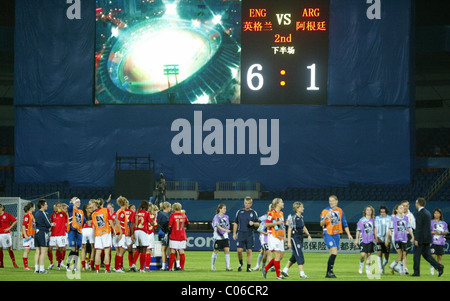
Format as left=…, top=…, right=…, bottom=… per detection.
left=246, top=63, right=320, bottom=91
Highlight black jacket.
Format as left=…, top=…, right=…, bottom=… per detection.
left=414, top=207, right=433, bottom=244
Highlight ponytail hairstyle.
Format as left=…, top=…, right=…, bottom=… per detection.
left=151, top=204, right=159, bottom=213
left=137, top=200, right=149, bottom=212
left=160, top=201, right=171, bottom=211
left=117, top=196, right=128, bottom=208
left=216, top=203, right=226, bottom=214
left=92, top=198, right=103, bottom=209
left=172, top=202, right=182, bottom=212
left=271, top=198, right=283, bottom=210
left=392, top=204, right=400, bottom=216
left=24, top=202, right=35, bottom=213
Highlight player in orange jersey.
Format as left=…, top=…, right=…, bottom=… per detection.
left=320, top=195, right=353, bottom=278
left=262, top=198, right=286, bottom=280
left=168, top=202, right=189, bottom=271
left=22, top=202, right=35, bottom=270
left=67, top=197, right=85, bottom=271
left=92, top=198, right=115, bottom=273
left=81, top=201, right=95, bottom=270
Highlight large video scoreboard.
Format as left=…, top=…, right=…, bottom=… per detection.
left=95, top=0, right=329, bottom=105
left=241, top=0, right=329, bottom=105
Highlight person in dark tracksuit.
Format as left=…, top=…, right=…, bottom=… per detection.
left=233, top=197, right=259, bottom=272
left=281, top=202, right=312, bottom=279
left=34, top=199, right=54, bottom=274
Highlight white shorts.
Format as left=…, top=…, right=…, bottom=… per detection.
left=0, top=233, right=12, bottom=248
left=146, top=233, right=155, bottom=250
left=259, top=234, right=269, bottom=251
left=268, top=235, right=284, bottom=252
left=169, top=240, right=187, bottom=250
left=112, top=234, right=119, bottom=248
left=135, top=230, right=150, bottom=247
left=94, top=234, right=112, bottom=250
left=82, top=228, right=94, bottom=245
left=116, top=235, right=133, bottom=249
left=23, top=237, right=35, bottom=249
left=49, top=235, right=68, bottom=248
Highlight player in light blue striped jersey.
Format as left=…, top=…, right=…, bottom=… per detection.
left=374, top=206, right=392, bottom=274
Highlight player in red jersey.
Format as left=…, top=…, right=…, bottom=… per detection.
left=132, top=200, right=154, bottom=272
left=145, top=204, right=158, bottom=271
left=0, top=203, right=19, bottom=268
left=48, top=202, right=69, bottom=270
left=168, top=202, right=189, bottom=271
left=22, top=202, right=36, bottom=270
left=114, top=196, right=135, bottom=272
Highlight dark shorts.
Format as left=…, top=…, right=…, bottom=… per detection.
left=431, top=244, right=444, bottom=256
left=214, top=239, right=230, bottom=250
left=359, top=242, right=375, bottom=254
left=159, top=232, right=170, bottom=246
left=393, top=241, right=408, bottom=252
left=376, top=241, right=390, bottom=253
left=405, top=235, right=413, bottom=252
left=236, top=233, right=254, bottom=250
left=35, top=230, right=49, bottom=248
left=289, top=236, right=305, bottom=265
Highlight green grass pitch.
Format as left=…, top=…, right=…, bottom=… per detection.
left=0, top=250, right=448, bottom=282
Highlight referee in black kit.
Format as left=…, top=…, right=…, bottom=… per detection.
left=233, top=196, right=260, bottom=272
left=34, top=199, right=54, bottom=274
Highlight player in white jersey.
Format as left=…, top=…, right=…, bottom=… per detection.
left=211, top=204, right=232, bottom=271
left=253, top=205, right=272, bottom=271
left=400, top=200, right=415, bottom=274
left=374, top=206, right=392, bottom=274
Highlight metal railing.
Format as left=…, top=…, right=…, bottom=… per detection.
left=424, top=167, right=450, bottom=201
left=214, top=181, right=261, bottom=200
left=165, top=181, right=198, bottom=191
left=216, top=181, right=260, bottom=191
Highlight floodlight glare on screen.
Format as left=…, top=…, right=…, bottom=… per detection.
left=95, top=0, right=328, bottom=105
left=95, top=0, right=240, bottom=104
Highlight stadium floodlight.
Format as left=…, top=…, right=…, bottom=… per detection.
left=192, top=92, right=211, bottom=104
left=212, top=14, right=222, bottom=25
left=191, top=19, right=201, bottom=28
left=164, top=2, right=178, bottom=17
left=111, top=26, right=119, bottom=38
left=229, top=66, right=239, bottom=79
left=125, top=27, right=211, bottom=93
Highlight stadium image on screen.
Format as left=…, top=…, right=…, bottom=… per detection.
left=95, top=0, right=241, bottom=105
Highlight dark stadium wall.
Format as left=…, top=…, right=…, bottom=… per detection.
left=13, top=0, right=415, bottom=191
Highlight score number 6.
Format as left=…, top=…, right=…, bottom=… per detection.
left=246, top=63, right=320, bottom=91
left=247, top=64, right=264, bottom=91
